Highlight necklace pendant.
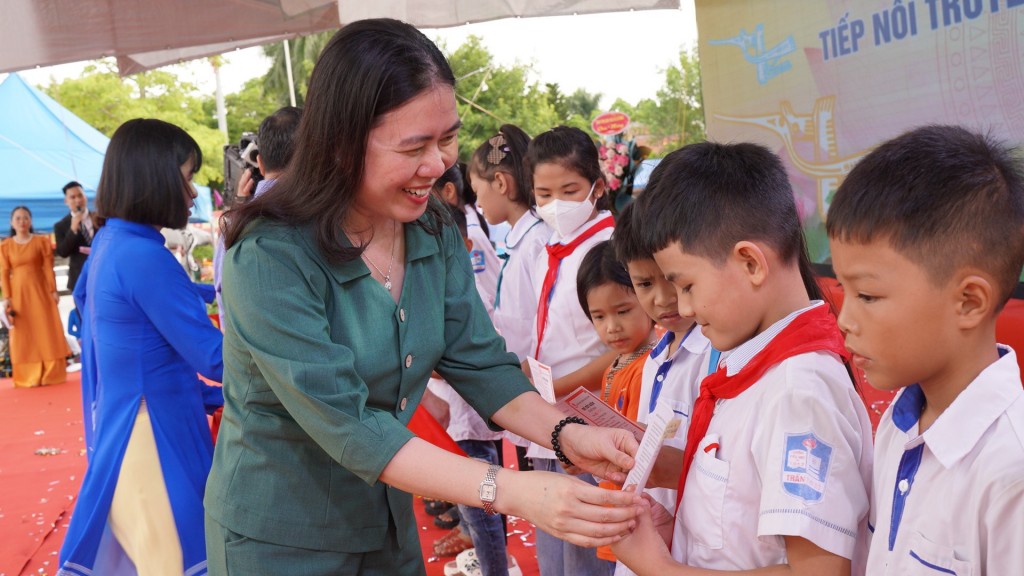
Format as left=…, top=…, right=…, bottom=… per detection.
left=384, top=277, right=392, bottom=291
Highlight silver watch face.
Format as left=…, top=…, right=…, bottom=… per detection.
left=479, top=483, right=497, bottom=502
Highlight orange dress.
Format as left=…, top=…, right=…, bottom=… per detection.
left=596, top=342, right=653, bottom=563
left=0, top=235, right=70, bottom=387
left=599, top=343, right=653, bottom=422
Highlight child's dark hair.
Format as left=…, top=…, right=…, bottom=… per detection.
left=433, top=163, right=465, bottom=201
left=444, top=201, right=469, bottom=240
left=470, top=124, right=533, bottom=207
left=827, top=124, right=1024, bottom=309
left=527, top=126, right=609, bottom=211
left=611, top=202, right=647, bottom=264
left=633, top=141, right=823, bottom=302
left=434, top=163, right=489, bottom=238
left=577, top=240, right=634, bottom=321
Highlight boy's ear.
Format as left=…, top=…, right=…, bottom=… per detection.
left=953, top=271, right=996, bottom=329
left=731, top=241, right=769, bottom=287
left=464, top=237, right=474, bottom=252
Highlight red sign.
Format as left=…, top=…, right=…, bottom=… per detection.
left=591, top=111, right=630, bottom=136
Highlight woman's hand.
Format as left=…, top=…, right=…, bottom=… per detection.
left=500, top=468, right=641, bottom=548
left=558, top=424, right=638, bottom=484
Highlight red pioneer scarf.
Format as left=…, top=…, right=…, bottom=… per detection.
left=533, top=215, right=614, bottom=359
left=675, top=304, right=849, bottom=509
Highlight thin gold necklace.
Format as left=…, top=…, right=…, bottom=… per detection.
left=361, top=221, right=398, bottom=292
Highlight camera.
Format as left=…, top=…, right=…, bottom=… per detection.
left=223, top=132, right=264, bottom=207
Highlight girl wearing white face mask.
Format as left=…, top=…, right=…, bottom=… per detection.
left=525, top=126, right=619, bottom=576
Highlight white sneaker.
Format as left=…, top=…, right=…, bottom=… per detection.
left=456, top=548, right=482, bottom=576
left=443, top=560, right=462, bottom=576
left=445, top=548, right=522, bottom=576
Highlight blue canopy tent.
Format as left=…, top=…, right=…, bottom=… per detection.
left=0, top=72, right=108, bottom=232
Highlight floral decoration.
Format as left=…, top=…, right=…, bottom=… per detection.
left=597, top=134, right=650, bottom=213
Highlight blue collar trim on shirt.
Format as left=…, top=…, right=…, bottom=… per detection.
left=495, top=218, right=541, bottom=307
left=892, top=384, right=925, bottom=433
left=648, top=330, right=677, bottom=414
left=504, top=216, right=543, bottom=250
left=885, top=346, right=1011, bottom=552
left=889, top=443, right=925, bottom=551
left=647, top=326, right=709, bottom=414
left=650, top=330, right=676, bottom=359
left=892, top=347, right=1008, bottom=434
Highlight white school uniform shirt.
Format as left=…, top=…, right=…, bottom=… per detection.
left=492, top=212, right=550, bottom=449
left=670, top=302, right=873, bottom=572
left=427, top=378, right=504, bottom=442
left=425, top=249, right=504, bottom=445
left=865, top=345, right=1024, bottom=576
left=637, top=326, right=714, bottom=513
left=492, top=211, right=550, bottom=362
left=465, top=205, right=500, bottom=317
left=613, top=327, right=716, bottom=576
left=526, top=212, right=613, bottom=459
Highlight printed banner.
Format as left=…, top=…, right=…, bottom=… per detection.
left=695, top=0, right=1024, bottom=265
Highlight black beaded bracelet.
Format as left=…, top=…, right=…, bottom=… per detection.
left=551, top=416, right=587, bottom=467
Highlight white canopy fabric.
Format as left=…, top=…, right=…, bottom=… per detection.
left=338, top=0, right=677, bottom=29
left=0, top=0, right=677, bottom=76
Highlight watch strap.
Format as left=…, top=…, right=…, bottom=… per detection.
left=480, top=464, right=500, bottom=516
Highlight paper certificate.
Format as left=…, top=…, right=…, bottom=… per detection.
left=622, top=401, right=679, bottom=491
left=555, top=387, right=646, bottom=444
left=527, top=357, right=556, bottom=403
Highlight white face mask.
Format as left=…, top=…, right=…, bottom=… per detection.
left=536, top=181, right=597, bottom=237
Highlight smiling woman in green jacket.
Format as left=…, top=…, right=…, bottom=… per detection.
left=204, top=18, right=642, bottom=576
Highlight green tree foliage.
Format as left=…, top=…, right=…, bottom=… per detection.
left=543, top=84, right=601, bottom=133
left=262, top=32, right=334, bottom=107
left=219, top=77, right=280, bottom=144
left=565, top=87, right=603, bottom=124
left=43, top=61, right=225, bottom=186
left=445, top=36, right=563, bottom=158
left=627, top=46, right=705, bottom=155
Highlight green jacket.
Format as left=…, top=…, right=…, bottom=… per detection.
left=204, top=213, right=532, bottom=552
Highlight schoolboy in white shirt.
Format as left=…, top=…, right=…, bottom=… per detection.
left=611, top=142, right=873, bottom=576
left=612, top=204, right=715, bottom=512
left=828, top=124, right=1024, bottom=575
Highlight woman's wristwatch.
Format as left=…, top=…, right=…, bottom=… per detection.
left=479, top=464, right=500, bottom=515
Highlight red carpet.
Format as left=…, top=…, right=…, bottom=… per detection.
left=0, top=374, right=539, bottom=576
left=0, top=374, right=84, bottom=576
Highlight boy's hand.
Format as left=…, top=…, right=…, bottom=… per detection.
left=610, top=495, right=676, bottom=574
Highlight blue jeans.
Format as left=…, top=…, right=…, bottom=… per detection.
left=457, top=440, right=509, bottom=576
left=532, top=457, right=615, bottom=576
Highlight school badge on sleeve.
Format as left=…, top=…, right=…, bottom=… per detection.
left=781, top=432, right=832, bottom=502
left=470, top=249, right=486, bottom=274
